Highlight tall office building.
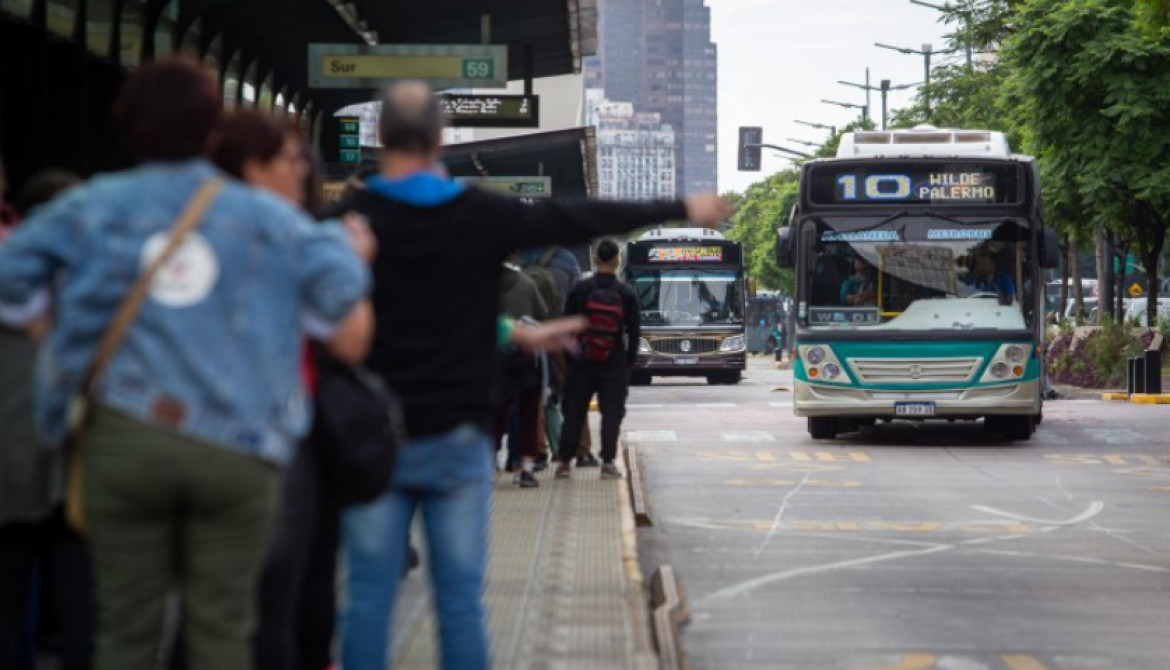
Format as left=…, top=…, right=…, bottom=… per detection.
left=586, top=0, right=718, bottom=196
left=587, top=91, right=676, bottom=201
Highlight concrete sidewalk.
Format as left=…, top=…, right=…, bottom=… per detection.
left=389, top=459, right=658, bottom=670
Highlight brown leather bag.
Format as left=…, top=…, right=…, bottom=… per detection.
left=64, top=178, right=223, bottom=534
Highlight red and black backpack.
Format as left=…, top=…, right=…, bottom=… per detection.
left=580, top=279, right=625, bottom=362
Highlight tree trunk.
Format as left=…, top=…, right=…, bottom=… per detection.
left=1058, top=236, right=1069, bottom=319
left=1072, top=237, right=1085, bottom=323
left=1117, top=239, right=1130, bottom=322
left=1094, top=231, right=1107, bottom=324
left=1136, top=204, right=1167, bottom=329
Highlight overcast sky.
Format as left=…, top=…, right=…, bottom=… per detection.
left=710, top=0, right=958, bottom=193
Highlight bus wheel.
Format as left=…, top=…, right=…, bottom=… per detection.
left=808, top=417, right=838, bottom=440
left=764, top=338, right=777, bottom=356
left=631, top=372, right=652, bottom=386
left=1004, top=415, right=1035, bottom=441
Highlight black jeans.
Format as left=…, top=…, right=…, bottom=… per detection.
left=255, top=433, right=341, bottom=670
left=0, top=512, right=94, bottom=670
left=557, top=358, right=629, bottom=464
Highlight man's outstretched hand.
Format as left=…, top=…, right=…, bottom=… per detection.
left=684, top=193, right=736, bottom=228
left=511, top=316, right=587, bottom=354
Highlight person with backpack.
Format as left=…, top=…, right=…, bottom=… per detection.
left=497, top=255, right=549, bottom=487
left=555, top=239, right=640, bottom=480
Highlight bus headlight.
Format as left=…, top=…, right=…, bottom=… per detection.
left=638, top=338, right=652, bottom=354
left=1005, top=345, right=1026, bottom=364
left=806, top=347, right=826, bottom=365
left=990, top=362, right=1010, bottom=379
left=821, top=362, right=842, bottom=380
left=720, top=335, right=746, bottom=353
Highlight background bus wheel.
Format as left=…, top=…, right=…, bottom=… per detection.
left=808, top=417, right=838, bottom=440
left=631, top=372, right=652, bottom=386
left=764, top=337, right=777, bottom=356
left=1004, top=415, right=1035, bottom=441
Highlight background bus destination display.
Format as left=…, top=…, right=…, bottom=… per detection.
left=648, top=246, right=724, bottom=263
left=808, top=162, right=1023, bottom=205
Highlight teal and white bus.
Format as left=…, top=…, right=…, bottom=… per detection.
left=776, top=127, right=1060, bottom=440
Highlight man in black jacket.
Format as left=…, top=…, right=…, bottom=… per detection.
left=335, top=80, right=730, bottom=670
left=554, top=240, right=640, bottom=480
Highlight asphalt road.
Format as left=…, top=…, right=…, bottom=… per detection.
left=628, top=358, right=1170, bottom=670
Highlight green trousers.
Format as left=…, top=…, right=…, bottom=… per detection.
left=84, top=406, right=279, bottom=670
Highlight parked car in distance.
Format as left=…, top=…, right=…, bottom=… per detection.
left=1124, top=297, right=1170, bottom=325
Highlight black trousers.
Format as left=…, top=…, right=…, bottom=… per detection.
left=0, top=511, right=94, bottom=670
left=255, top=433, right=341, bottom=670
left=557, top=358, right=629, bottom=464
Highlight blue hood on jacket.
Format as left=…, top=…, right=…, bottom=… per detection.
left=367, top=172, right=464, bottom=207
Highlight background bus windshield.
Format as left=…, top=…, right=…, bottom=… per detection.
left=631, top=269, right=744, bottom=327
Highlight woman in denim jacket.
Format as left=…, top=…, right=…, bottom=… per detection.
left=0, top=58, right=372, bottom=670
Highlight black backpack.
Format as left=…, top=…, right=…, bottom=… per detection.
left=314, top=352, right=406, bottom=506
left=581, top=280, right=626, bottom=362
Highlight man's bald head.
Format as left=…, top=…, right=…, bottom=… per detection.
left=378, top=80, right=444, bottom=155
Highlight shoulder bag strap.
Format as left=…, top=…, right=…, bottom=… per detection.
left=77, top=177, right=224, bottom=396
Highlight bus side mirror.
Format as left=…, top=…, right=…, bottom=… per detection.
left=1039, top=229, right=1060, bottom=269
left=775, top=226, right=794, bottom=268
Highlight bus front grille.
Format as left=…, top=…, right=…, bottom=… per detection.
left=847, top=358, right=981, bottom=384
left=653, top=338, right=721, bottom=355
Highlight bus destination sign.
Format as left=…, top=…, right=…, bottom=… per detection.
left=649, top=246, right=724, bottom=263
left=807, top=162, right=1023, bottom=206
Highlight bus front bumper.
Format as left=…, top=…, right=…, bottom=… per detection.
left=794, top=380, right=1041, bottom=417
left=636, top=354, right=746, bottom=374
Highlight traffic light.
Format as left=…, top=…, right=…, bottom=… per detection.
left=738, top=126, right=762, bottom=172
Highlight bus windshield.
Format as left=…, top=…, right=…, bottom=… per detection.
left=630, top=269, right=745, bottom=327
left=806, top=217, right=1034, bottom=331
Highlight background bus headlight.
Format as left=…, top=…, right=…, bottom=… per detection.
left=720, top=335, right=746, bottom=353
left=1005, top=345, right=1026, bottom=363
left=990, top=362, right=1010, bottom=379
left=821, top=362, right=842, bottom=380
left=806, top=347, right=826, bottom=365
left=638, top=338, right=652, bottom=354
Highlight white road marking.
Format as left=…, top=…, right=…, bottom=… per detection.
left=626, top=430, right=677, bottom=443
left=754, top=472, right=813, bottom=558
left=970, top=501, right=1105, bottom=527
left=695, top=403, right=736, bottom=408
left=769, top=402, right=794, bottom=407
left=974, top=549, right=1170, bottom=574
left=1084, top=428, right=1147, bottom=445
left=626, top=404, right=664, bottom=409
left=722, top=431, right=776, bottom=443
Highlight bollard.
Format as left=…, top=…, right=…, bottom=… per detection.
left=1134, top=356, right=1147, bottom=394
left=1145, top=349, right=1162, bottom=395
left=1127, top=357, right=1138, bottom=395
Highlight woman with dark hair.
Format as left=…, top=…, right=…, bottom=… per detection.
left=209, top=110, right=370, bottom=670
left=0, top=57, right=372, bottom=670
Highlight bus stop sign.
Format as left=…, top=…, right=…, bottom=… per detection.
left=309, top=44, right=508, bottom=89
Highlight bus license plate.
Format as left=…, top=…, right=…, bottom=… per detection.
left=895, top=402, right=936, bottom=417
left=674, top=357, right=699, bottom=365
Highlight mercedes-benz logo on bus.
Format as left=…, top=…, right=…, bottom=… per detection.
left=908, top=364, right=923, bottom=379
left=680, top=340, right=693, bottom=353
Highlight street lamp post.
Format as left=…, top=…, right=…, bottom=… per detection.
left=837, top=79, right=920, bottom=130
left=875, top=42, right=946, bottom=117
left=908, top=0, right=974, bottom=67
left=795, top=119, right=837, bottom=136
left=786, top=138, right=821, bottom=148
left=821, top=99, right=869, bottom=124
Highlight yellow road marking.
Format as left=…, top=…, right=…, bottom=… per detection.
left=1001, top=654, right=1053, bottom=670
left=874, top=653, right=937, bottom=670
left=725, top=478, right=863, bottom=488
left=755, top=451, right=775, bottom=462
left=1046, top=453, right=1162, bottom=466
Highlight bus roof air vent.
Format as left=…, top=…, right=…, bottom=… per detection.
left=836, top=127, right=1012, bottom=158
left=638, top=227, right=726, bottom=242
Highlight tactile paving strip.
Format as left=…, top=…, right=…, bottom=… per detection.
left=393, top=420, right=657, bottom=670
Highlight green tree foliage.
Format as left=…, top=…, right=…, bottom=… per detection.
left=1001, top=0, right=1170, bottom=325
left=726, top=171, right=799, bottom=293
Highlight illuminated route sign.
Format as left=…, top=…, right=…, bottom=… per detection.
left=807, top=161, right=1024, bottom=206
left=309, top=44, right=507, bottom=89
left=440, top=95, right=539, bottom=128
left=648, top=246, right=725, bottom=263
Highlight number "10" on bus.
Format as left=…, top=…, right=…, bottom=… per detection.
left=838, top=174, right=912, bottom=201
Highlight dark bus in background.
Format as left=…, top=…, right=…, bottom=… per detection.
left=625, top=228, right=747, bottom=385
left=746, top=293, right=788, bottom=356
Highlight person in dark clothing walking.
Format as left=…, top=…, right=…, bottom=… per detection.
left=555, top=240, right=640, bottom=480
left=335, top=80, right=731, bottom=670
